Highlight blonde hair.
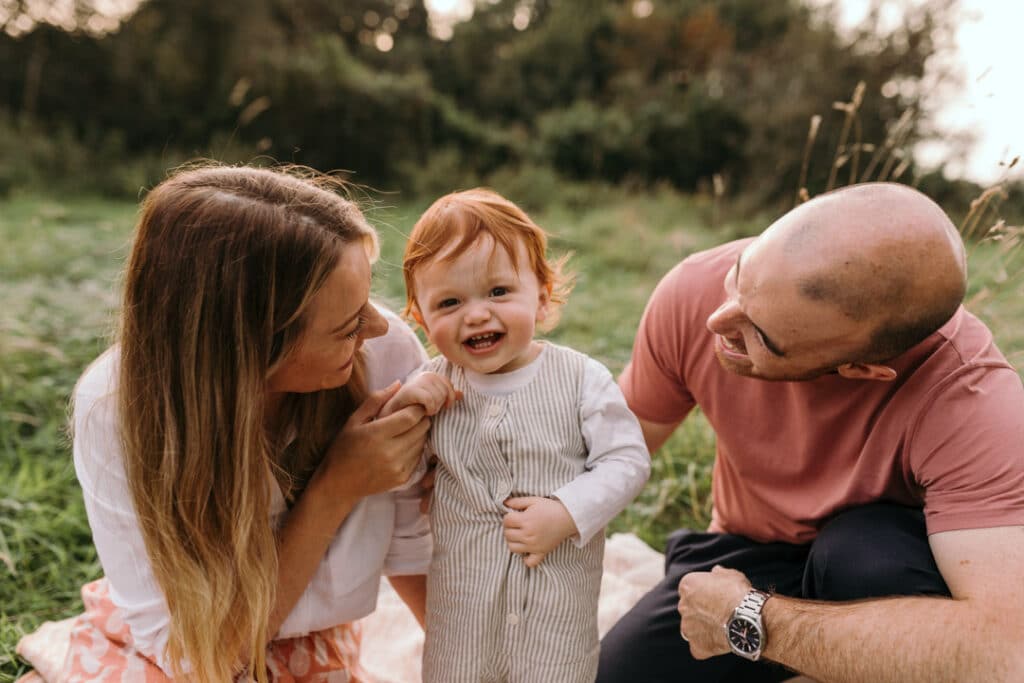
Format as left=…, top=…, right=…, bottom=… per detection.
left=403, top=188, right=573, bottom=332
left=117, top=164, right=378, bottom=681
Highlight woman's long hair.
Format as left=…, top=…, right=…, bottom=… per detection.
left=117, top=164, right=378, bottom=681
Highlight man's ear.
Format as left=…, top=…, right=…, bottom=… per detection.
left=836, top=362, right=897, bottom=381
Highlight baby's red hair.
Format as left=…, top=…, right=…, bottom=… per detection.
left=403, top=188, right=573, bottom=332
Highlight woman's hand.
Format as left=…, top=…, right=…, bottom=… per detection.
left=320, top=381, right=432, bottom=498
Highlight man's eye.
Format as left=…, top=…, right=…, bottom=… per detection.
left=438, top=298, right=458, bottom=309
left=754, top=329, right=784, bottom=357
left=490, top=287, right=508, bottom=297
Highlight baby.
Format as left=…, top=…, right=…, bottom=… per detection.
left=384, top=188, right=650, bottom=682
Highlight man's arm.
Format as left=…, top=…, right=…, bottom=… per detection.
left=636, top=416, right=682, bottom=454
left=679, top=524, right=1024, bottom=682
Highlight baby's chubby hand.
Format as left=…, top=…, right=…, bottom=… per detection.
left=502, top=496, right=579, bottom=568
left=378, top=371, right=461, bottom=420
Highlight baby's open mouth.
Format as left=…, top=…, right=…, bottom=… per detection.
left=464, top=332, right=503, bottom=350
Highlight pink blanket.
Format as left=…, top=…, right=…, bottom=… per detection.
left=17, top=533, right=664, bottom=683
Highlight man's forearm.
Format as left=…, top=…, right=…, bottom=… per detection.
left=764, top=594, right=1023, bottom=683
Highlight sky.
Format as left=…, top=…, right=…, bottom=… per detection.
left=832, top=0, right=1022, bottom=185
left=426, top=0, right=1022, bottom=186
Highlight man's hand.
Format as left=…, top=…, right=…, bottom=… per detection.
left=677, top=565, right=752, bottom=659
left=502, top=496, right=578, bottom=568
left=379, top=372, right=461, bottom=419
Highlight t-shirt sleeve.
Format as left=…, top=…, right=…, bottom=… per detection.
left=909, top=364, right=1024, bottom=534
left=619, top=262, right=697, bottom=424
left=552, top=358, right=651, bottom=546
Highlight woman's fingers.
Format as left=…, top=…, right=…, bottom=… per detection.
left=370, top=403, right=428, bottom=436
left=353, top=381, right=402, bottom=423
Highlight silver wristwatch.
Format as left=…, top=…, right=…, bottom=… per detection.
left=724, top=588, right=770, bottom=661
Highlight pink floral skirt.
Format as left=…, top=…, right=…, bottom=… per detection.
left=58, top=578, right=368, bottom=682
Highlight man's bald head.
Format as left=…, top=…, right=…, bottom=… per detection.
left=763, top=183, right=967, bottom=363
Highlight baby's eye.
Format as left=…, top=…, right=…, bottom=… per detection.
left=438, top=298, right=459, bottom=309
left=490, top=287, right=508, bottom=297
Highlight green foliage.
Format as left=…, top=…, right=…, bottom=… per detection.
left=0, top=0, right=967, bottom=206
left=0, top=196, right=137, bottom=681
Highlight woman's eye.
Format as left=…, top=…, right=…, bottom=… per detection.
left=438, top=298, right=458, bottom=309
left=490, top=287, right=508, bottom=297
left=344, top=316, right=366, bottom=339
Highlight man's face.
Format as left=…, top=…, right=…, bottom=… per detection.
left=705, top=238, right=872, bottom=381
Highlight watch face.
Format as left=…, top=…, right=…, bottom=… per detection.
left=727, top=616, right=762, bottom=655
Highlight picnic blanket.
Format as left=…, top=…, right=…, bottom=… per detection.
left=17, top=533, right=664, bottom=683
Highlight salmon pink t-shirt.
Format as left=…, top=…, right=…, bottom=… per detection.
left=621, top=239, right=1024, bottom=545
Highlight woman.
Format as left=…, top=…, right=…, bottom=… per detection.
left=64, top=164, right=438, bottom=681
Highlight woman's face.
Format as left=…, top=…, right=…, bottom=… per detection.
left=266, top=244, right=387, bottom=395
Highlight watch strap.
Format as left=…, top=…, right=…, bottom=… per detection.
left=735, top=589, right=770, bottom=619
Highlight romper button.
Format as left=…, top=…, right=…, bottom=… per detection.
left=506, top=612, right=519, bottom=626
left=489, top=403, right=502, bottom=417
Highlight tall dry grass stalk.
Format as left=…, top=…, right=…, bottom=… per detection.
left=712, top=172, right=726, bottom=227
left=826, top=81, right=866, bottom=192
left=797, top=82, right=920, bottom=207
left=798, top=87, right=1022, bottom=353
left=796, top=114, right=821, bottom=205
left=961, top=157, right=1023, bottom=314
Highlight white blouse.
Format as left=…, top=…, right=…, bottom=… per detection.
left=72, top=306, right=431, bottom=673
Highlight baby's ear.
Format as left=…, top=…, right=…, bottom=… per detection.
left=410, top=306, right=427, bottom=330
left=536, top=283, right=552, bottom=323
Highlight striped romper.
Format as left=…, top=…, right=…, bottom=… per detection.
left=421, top=343, right=648, bottom=683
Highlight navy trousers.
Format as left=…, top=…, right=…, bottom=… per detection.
left=596, top=504, right=951, bottom=682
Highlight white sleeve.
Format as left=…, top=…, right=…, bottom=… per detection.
left=551, top=357, right=651, bottom=546
left=383, top=479, right=433, bottom=576
left=363, top=306, right=433, bottom=575
left=363, top=304, right=429, bottom=392
left=71, top=357, right=176, bottom=675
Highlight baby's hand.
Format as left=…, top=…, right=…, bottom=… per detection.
left=502, top=496, right=579, bottom=568
left=378, top=372, right=461, bottom=420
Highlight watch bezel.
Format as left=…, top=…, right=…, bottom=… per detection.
left=725, top=614, right=763, bottom=659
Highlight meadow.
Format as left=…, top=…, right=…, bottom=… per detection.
left=1, top=186, right=1021, bottom=680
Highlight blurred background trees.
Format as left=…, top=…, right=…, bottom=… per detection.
left=0, top=0, right=1008, bottom=214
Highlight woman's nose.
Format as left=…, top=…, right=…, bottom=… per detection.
left=362, top=306, right=389, bottom=340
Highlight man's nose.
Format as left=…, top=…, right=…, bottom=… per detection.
left=706, top=298, right=741, bottom=334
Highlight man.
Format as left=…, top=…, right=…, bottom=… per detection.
left=597, top=183, right=1024, bottom=682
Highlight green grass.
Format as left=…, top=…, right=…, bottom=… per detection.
left=1, top=188, right=1021, bottom=680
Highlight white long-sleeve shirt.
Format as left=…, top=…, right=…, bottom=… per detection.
left=72, top=306, right=431, bottom=673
